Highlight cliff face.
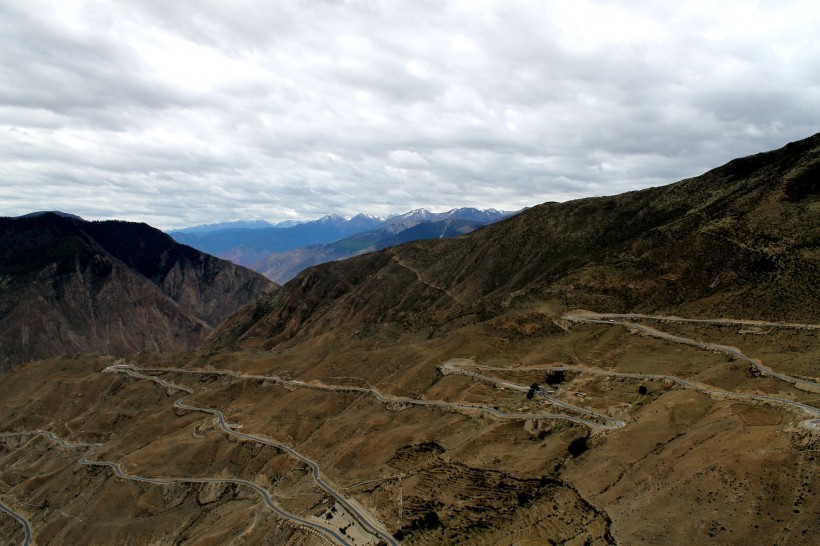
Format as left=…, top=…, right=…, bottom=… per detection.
left=208, top=133, right=820, bottom=351
left=0, top=214, right=277, bottom=370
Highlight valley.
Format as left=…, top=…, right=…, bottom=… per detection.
left=1, top=134, right=819, bottom=545
left=1, top=309, right=818, bottom=545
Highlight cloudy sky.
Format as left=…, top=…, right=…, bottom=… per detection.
left=1, top=0, right=818, bottom=229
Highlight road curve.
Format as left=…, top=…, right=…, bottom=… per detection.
left=803, top=419, right=820, bottom=431
left=564, top=312, right=820, bottom=392
left=0, top=498, right=31, bottom=546
left=105, top=365, right=396, bottom=546
left=0, top=430, right=359, bottom=546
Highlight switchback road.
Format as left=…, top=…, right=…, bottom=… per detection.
left=104, top=364, right=395, bottom=546
left=562, top=311, right=820, bottom=429
left=0, top=429, right=361, bottom=546
left=109, top=362, right=626, bottom=430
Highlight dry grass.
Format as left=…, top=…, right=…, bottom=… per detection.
left=1, top=306, right=819, bottom=545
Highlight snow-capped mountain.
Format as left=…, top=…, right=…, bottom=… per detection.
left=169, top=208, right=516, bottom=267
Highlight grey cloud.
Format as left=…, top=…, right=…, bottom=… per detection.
left=0, top=1, right=818, bottom=229
left=0, top=5, right=170, bottom=116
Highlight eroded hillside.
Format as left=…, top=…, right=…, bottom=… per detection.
left=0, top=214, right=276, bottom=370
left=1, top=307, right=818, bottom=544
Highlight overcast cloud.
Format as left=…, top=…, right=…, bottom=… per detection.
left=1, top=0, right=818, bottom=229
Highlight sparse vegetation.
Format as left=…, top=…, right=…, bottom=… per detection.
left=638, top=385, right=648, bottom=395
left=568, top=437, right=589, bottom=457
left=544, top=370, right=566, bottom=385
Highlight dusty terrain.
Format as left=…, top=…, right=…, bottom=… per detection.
left=1, top=309, right=817, bottom=545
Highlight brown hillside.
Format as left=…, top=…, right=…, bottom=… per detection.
left=209, top=133, right=820, bottom=351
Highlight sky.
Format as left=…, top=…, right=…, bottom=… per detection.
left=1, top=1, right=818, bottom=230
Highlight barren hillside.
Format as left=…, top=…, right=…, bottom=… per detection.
left=0, top=213, right=277, bottom=370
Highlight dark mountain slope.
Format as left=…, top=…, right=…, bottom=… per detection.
left=0, top=214, right=276, bottom=370
left=208, top=133, right=820, bottom=350
left=79, top=220, right=275, bottom=327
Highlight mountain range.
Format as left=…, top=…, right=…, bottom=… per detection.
left=169, top=208, right=513, bottom=279
left=173, top=219, right=304, bottom=233
left=0, top=134, right=818, bottom=546
left=252, top=217, right=495, bottom=284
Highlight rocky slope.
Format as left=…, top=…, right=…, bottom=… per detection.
left=209, top=133, right=820, bottom=350
left=0, top=213, right=276, bottom=370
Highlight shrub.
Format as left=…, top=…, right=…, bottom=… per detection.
left=568, top=437, right=588, bottom=457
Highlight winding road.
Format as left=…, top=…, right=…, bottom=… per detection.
left=79, top=449, right=355, bottom=546
left=0, top=430, right=99, bottom=546
left=110, top=362, right=626, bottom=430
left=0, top=498, right=31, bottom=546
left=0, top=428, right=365, bottom=546
left=562, top=311, right=820, bottom=428
left=4, top=309, right=818, bottom=543
left=103, top=364, right=396, bottom=546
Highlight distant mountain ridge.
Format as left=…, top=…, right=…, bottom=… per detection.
left=207, top=133, right=820, bottom=351
left=253, top=218, right=488, bottom=284
left=0, top=213, right=276, bottom=370
left=174, top=220, right=277, bottom=233
left=169, top=208, right=515, bottom=271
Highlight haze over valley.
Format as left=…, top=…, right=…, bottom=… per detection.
left=168, top=207, right=514, bottom=284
